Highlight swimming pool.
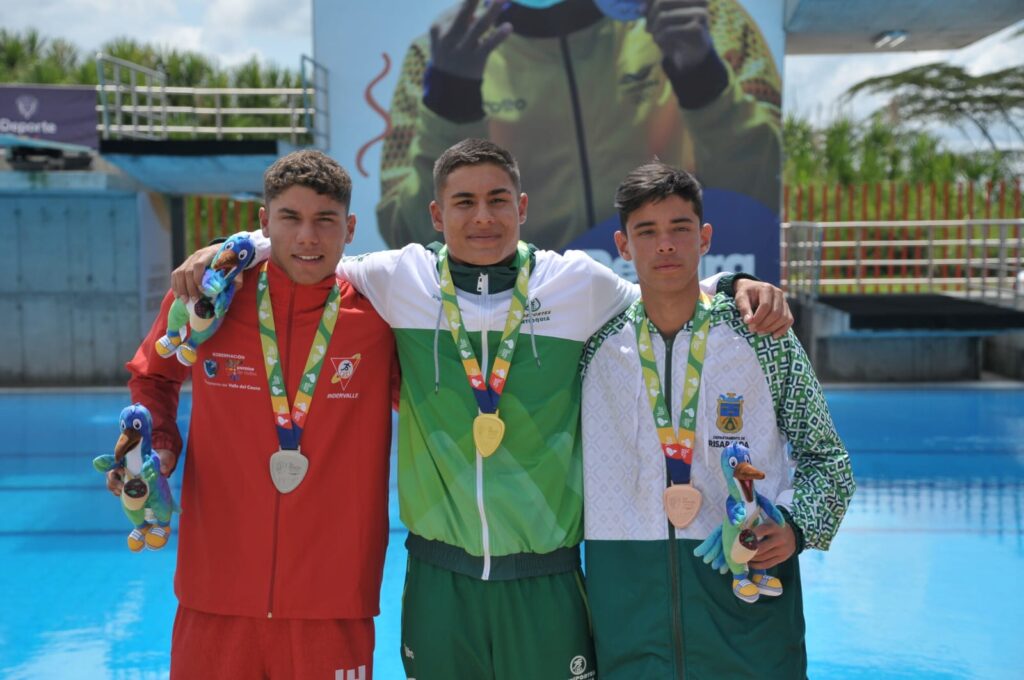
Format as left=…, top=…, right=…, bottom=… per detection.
left=0, top=387, right=1020, bottom=679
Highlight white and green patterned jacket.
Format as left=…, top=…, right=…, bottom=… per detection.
left=580, top=293, right=855, bottom=678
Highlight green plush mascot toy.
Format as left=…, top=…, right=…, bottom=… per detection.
left=155, top=234, right=254, bottom=366
left=694, top=442, right=786, bottom=603
left=93, top=404, right=180, bottom=552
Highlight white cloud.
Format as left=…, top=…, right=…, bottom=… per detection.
left=784, top=51, right=949, bottom=122
left=202, top=0, right=312, bottom=68
left=952, top=22, right=1024, bottom=75
left=2, top=0, right=182, bottom=52
left=1, top=0, right=310, bottom=70
left=147, top=25, right=205, bottom=55
left=205, top=0, right=310, bottom=36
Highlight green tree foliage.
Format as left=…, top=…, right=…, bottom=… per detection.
left=0, top=28, right=92, bottom=84
left=0, top=28, right=308, bottom=140
left=783, top=112, right=1014, bottom=186
left=0, top=29, right=301, bottom=90
left=846, top=62, right=1024, bottom=151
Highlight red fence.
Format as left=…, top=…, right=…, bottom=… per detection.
left=783, top=180, right=1023, bottom=222
left=184, top=196, right=262, bottom=255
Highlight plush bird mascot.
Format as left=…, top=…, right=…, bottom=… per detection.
left=155, top=233, right=254, bottom=366
left=694, top=442, right=786, bottom=603
left=93, top=404, right=179, bottom=551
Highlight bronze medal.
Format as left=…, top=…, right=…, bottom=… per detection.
left=473, top=412, right=505, bottom=458
left=269, top=448, right=309, bottom=493
left=663, top=483, right=702, bottom=528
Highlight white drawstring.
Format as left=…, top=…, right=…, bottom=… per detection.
left=433, top=298, right=444, bottom=394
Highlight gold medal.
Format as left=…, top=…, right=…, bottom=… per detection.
left=473, top=412, right=505, bottom=458
left=663, top=483, right=702, bottom=528
left=269, top=448, right=309, bottom=493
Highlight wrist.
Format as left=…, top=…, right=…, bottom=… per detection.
left=718, top=271, right=759, bottom=298
left=423, top=64, right=485, bottom=123
left=663, top=48, right=729, bottom=109
left=778, top=506, right=805, bottom=555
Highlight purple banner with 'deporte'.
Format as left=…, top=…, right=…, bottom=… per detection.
left=0, top=85, right=98, bottom=149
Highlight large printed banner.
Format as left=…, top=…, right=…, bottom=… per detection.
left=315, top=0, right=784, bottom=282
left=0, top=85, right=98, bottom=150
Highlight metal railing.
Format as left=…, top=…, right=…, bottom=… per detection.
left=96, top=54, right=168, bottom=140
left=95, top=53, right=328, bottom=147
left=301, top=55, right=330, bottom=150
left=782, top=219, right=1024, bottom=310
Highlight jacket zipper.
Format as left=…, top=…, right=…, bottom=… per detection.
left=476, top=273, right=493, bottom=580
left=663, top=332, right=686, bottom=679
left=558, top=36, right=596, bottom=228
left=266, top=284, right=295, bottom=618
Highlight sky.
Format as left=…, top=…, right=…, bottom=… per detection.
left=3, top=0, right=1022, bottom=150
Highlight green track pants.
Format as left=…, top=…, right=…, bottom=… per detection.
left=400, top=555, right=598, bottom=680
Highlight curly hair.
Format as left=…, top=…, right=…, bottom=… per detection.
left=263, top=149, right=352, bottom=209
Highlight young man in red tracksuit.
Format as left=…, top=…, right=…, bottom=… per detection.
left=113, top=150, right=397, bottom=679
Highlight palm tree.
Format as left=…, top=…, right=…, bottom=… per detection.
left=846, top=62, right=1024, bottom=151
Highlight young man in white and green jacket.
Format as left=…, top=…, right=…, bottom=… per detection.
left=176, top=139, right=794, bottom=679
left=581, top=161, right=855, bottom=679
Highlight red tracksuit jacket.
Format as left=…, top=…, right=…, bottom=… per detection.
left=128, top=262, right=397, bottom=619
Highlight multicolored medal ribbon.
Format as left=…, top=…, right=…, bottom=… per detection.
left=256, top=263, right=340, bottom=492
left=438, top=242, right=531, bottom=457
left=633, top=293, right=712, bottom=528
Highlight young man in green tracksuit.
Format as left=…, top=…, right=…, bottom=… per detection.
left=580, top=161, right=855, bottom=679
left=173, top=139, right=794, bottom=679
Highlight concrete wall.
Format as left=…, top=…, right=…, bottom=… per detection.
left=985, top=332, right=1024, bottom=379
left=791, top=297, right=987, bottom=381
left=0, top=184, right=172, bottom=385
left=815, top=334, right=983, bottom=382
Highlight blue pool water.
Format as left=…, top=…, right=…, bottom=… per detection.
left=0, top=387, right=1021, bottom=679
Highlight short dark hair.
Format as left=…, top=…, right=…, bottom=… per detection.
left=433, top=138, right=521, bottom=197
left=263, top=149, right=352, bottom=209
left=615, top=161, right=703, bottom=228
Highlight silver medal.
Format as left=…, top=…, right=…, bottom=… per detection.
left=269, top=449, right=309, bottom=493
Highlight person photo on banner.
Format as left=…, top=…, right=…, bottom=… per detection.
left=376, top=0, right=781, bottom=258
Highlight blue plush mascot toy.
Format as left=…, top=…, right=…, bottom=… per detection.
left=155, top=233, right=254, bottom=366
left=694, top=442, right=786, bottom=603
left=93, top=404, right=180, bottom=552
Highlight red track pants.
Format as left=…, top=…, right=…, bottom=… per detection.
left=170, top=606, right=373, bottom=679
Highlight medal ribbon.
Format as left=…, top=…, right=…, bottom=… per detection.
left=438, top=241, right=531, bottom=414
left=256, top=262, right=341, bottom=450
left=633, top=293, right=712, bottom=485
